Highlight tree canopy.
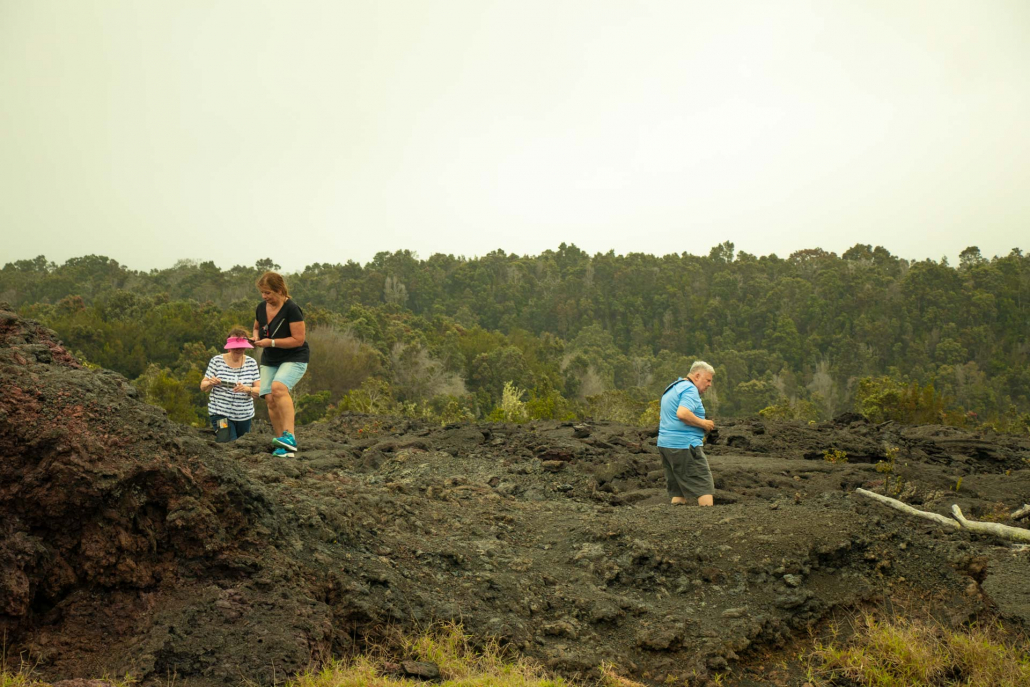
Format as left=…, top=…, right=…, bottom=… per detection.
left=3, top=243, right=1027, bottom=431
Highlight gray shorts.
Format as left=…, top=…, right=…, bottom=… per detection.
left=658, top=445, right=714, bottom=499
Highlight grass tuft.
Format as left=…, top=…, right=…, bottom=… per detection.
left=288, top=622, right=579, bottom=687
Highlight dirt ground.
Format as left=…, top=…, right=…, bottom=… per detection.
left=2, top=307, right=1029, bottom=686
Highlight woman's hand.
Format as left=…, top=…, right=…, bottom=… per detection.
left=254, top=338, right=274, bottom=348
left=201, top=376, right=222, bottom=392
left=232, top=383, right=252, bottom=395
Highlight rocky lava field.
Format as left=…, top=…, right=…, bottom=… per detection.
left=2, top=306, right=1029, bottom=686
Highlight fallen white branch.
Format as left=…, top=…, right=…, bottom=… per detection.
left=952, top=505, right=1030, bottom=543
left=855, top=488, right=960, bottom=529
left=1011, top=504, right=1030, bottom=521
left=855, top=488, right=1030, bottom=543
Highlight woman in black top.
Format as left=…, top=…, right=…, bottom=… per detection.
left=252, top=271, right=310, bottom=456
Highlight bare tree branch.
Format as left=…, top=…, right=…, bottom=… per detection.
left=855, top=489, right=1030, bottom=544
left=1011, top=504, right=1030, bottom=522
left=952, top=505, right=1030, bottom=543
left=855, top=488, right=960, bottom=529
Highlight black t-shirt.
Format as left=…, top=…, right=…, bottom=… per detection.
left=255, top=299, right=310, bottom=366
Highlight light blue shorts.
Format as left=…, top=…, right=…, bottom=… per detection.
left=259, top=362, right=308, bottom=397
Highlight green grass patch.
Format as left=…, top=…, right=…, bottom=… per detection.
left=806, top=614, right=1030, bottom=686
left=0, top=672, right=135, bottom=687
left=3, top=623, right=643, bottom=687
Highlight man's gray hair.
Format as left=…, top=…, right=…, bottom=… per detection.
left=689, top=360, right=715, bottom=376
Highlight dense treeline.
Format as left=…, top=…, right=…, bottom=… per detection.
left=2, top=243, right=1028, bottom=432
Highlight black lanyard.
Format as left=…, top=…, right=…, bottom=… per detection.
left=662, top=378, right=694, bottom=398
left=263, top=303, right=287, bottom=338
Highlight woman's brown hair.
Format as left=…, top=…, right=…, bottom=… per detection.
left=256, top=271, right=290, bottom=298
left=227, top=326, right=250, bottom=339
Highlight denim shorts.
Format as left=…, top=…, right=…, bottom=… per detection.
left=259, top=362, right=308, bottom=397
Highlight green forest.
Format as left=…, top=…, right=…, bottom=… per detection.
left=2, top=243, right=1028, bottom=434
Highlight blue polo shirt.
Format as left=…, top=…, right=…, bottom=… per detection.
left=657, top=378, right=706, bottom=449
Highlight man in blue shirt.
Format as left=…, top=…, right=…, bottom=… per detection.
left=657, top=361, right=716, bottom=506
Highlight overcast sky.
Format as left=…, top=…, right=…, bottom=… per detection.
left=1, top=0, right=1027, bottom=272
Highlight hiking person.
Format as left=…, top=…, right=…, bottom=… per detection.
left=200, top=327, right=261, bottom=442
left=252, top=271, right=309, bottom=458
left=657, top=361, right=716, bottom=506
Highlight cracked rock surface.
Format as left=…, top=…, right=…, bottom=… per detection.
left=2, top=307, right=1028, bottom=685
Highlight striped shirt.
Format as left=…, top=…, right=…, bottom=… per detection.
left=204, top=354, right=260, bottom=420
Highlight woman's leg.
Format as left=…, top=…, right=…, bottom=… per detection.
left=260, top=365, right=282, bottom=436
left=271, top=381, right=295, bottom=434
left=266, top=394, right=282, bottom=436
left=210, top=414, right=233, bottom=442
left=233, top=418, right=252, bottom=439
left=270, top=362, right=307, bottom=439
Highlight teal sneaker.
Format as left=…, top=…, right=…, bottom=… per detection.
left=272, top=447, right=295, bottom=459
left=272, top=430, right=298, bottom=451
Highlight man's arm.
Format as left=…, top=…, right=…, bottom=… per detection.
left=677, top=406, right=715, bottom=432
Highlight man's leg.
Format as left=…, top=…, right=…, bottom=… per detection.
left=659, top=447, right=688, bottom=504
left=691, top=446, right=715, bottom=507
left=666, top=447, right=696, bottom=505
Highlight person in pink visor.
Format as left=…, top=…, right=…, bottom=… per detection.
left=200, top=327, right=261, bottom=442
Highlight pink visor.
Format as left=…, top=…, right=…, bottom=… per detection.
left=224, top=336, right=254, bottom=350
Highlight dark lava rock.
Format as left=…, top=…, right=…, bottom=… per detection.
left=401, top=660, right=441, bottom=680
left=636, top=623, right=684, bottom=651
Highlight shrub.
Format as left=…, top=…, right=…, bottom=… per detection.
left=490, top=380, right=528, bottom=423
left=584, top=389, right=646, bottom=425
left=390, top=341, right=465, bottom=402
left=854, top=376, right=951, bottom=425
left=637, top=399, right=661, bottom=427
left=330, top=377, right=396, bottom=416
left=875, top=446, right=903, bottom=495
left=295, top=390, right=332, bottom=425
left=525, top=386, right=578, bottom=421
left=133, top=364, right=203, bottom=426
left=300, top=327, right=382, bottom=402
left=397, top=395, right=476, bottom=426
left=760, top=398, right=821, bottom=421
left=823, top=448, right=848, bottom=464
left=978, top=410, right=1030, bottom=437
left=433, top=396, right=477, bottom=425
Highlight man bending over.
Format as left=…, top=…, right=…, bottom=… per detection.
left=657, top=361, right=716, bottom=506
